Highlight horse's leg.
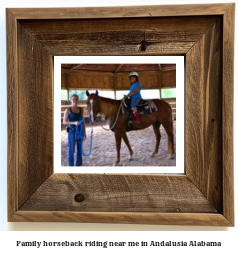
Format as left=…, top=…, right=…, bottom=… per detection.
left=113, top=132, right=122, bottom=166
left=162, top=120, right=175, bottom=159
left=151, top=121, right=161, bottom=157
left=122, top=132, right=133, bottom=161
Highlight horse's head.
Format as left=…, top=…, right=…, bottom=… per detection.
left=86, top=90, right=100, bottom=124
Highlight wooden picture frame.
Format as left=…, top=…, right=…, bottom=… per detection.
left=7, top=3, right=234, bottom=225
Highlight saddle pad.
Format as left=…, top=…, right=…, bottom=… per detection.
left=138, top=100, right=157, bottom=115
left=121, top=99, right=157, bottom=115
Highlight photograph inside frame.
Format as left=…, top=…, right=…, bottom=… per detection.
left=55, top=56, right=184, bottom=173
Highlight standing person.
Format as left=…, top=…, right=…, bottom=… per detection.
left=126, top=71, right=142, bottom=124
left=63, top=94, right=86, bottom=166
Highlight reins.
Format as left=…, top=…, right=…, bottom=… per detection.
left=99, top=99, right=124, bottom=131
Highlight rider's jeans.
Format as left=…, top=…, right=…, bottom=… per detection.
left=68, top=129, right=82, bottom=166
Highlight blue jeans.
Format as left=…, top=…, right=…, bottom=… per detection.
left=68, top=129, right=82, bottom=166
left=131, top=98, right=141, bottom=109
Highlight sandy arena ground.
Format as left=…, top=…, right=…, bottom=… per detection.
left=61, top=121, right=176, bottom=167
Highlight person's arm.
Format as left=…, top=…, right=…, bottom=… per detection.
left=63, top=108, right=80, bottom=126
left=127, top=86, right=139, bottom=97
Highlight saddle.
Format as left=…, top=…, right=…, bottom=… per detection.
left=121, top=98, right=157, bottom=116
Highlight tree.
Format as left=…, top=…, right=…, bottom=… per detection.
left=69, top=90, right=87, bottom=100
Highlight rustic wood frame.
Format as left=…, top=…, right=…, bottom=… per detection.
left=7, top=4, right=234, bottom=226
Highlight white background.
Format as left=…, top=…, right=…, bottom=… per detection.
left=0, top=0, right=237, bottom=252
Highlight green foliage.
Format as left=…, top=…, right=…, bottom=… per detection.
left=161, top=88, right=176, bottom=98
left=61, top=90, right=87, bottom=101
left=61, top=89, right=176, bottom=101
left=61, top=90, right=68, bottom=100
left=69, top=90, right=87, bottom=100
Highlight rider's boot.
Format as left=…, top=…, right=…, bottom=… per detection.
left=133, top=109, right=140, bottom=124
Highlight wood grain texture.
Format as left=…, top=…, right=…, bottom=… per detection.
left=6, top=4, right=234, bottom=225
left=20, top=17, right=218, bottom=34
left=19, top=17, right=218, bottom=56
left=8, top=4, right=233, bottom=19
left=6, top=9, right=18, bottom=221
left=11, top=211, right=232, bottom=226
left=63, top=70, right=176, bottom=90
left=186, top=18, right=222, bottom=212
left=40, top=41, right=193, bottom=56
left=18, top=23, right=54, bottom=208
left=222, top=4, right=235, bottom=226
left=20, top=174, right=217, bottom=213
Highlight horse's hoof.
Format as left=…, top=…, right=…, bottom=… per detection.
left=113, top=162, right=120, bottom=166
left=128, top=156, right=133, bottom=161
left=169, top=154, right=175, bottom=159
left=150, top=153, right=156, bottom=157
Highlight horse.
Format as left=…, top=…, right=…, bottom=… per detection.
left=86, top=90, right=175, bottom=166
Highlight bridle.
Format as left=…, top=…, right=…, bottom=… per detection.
left=89, top=95, right=124, bottom=131
left=88, top=95, right=100, bottom=124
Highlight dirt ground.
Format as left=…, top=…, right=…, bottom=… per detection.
left=61, top=121, right=176, bottom=167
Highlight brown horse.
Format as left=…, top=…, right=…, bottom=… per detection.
left=86, top=90, right=175, bottom=166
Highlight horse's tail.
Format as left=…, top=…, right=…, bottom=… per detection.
left=167, top=104, right=174, bottom=156
left=153, top=99, right=174, bottom=156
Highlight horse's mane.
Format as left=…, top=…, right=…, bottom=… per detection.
left=98, top=96, right=121, bottom=120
